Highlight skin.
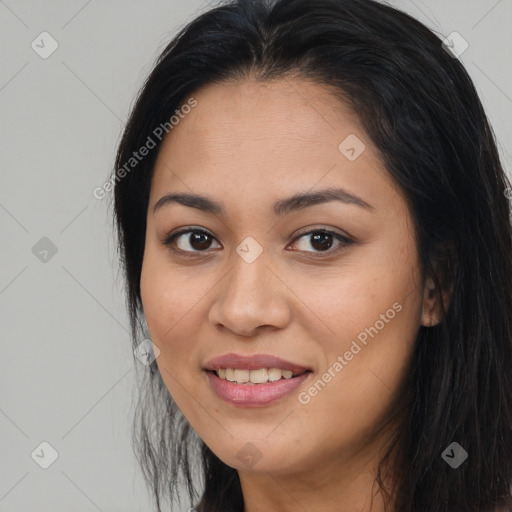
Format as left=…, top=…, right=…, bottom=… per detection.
left=140, top=77, right=444, bottom=512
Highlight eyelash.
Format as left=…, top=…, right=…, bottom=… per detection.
left=161, top=226, right=353, bottom=258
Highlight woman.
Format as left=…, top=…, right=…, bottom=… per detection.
left=111, top=0, right=512, bottom=510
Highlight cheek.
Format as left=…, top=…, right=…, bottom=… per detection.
left=294, top=299, right=421, bottom=456
left=293, top=250, right=422, bottom=420
left=140, top=258, right=208, bottom=416
left=290, top=248, right=421, bottom=353
left=140, top=252, right=195, bottom=353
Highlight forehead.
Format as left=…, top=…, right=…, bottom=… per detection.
left=149, top=77, right=398, bottom=215
left=163, top=77, right=364, bottom=149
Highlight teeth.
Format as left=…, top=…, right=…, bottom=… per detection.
left=215, top=367, right=299, bottom=384
left=234, top=369, right=250, bottom=383
left=268, top=368, right=282, bottom=381
left=249, top=368, right=268, bottom=383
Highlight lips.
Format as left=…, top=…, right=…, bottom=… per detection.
left=205, top=370, right=311, bottom=407
left=203, top=353, right=313, bottom=406
left=203, top=352, right=311, bottom=374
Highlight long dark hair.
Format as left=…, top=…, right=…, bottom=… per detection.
left=111, top=0, right=512, bottom=510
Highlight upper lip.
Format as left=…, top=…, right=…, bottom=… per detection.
left=203, top=353, right=311, bottom=374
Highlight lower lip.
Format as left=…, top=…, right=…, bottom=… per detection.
left=205, top=370, right=311, bottom=407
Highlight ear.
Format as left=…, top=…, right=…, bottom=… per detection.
left=420, top=266, right=454, bottom=327
left=421, top=274, right=441, bottom=327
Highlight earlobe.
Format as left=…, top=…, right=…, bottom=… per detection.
left=421, top=275, right=440, bottom=327
left=420, top=272, right=454, bottom=327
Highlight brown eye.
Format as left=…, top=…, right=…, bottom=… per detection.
left=163, top=229, right=221, bottom=254
left=162, top=226, right=353, bottom=258
left=290, top=229, right=353, bottom=256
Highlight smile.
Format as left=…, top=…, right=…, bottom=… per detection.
left=215, top=367, right=306, bottom=384
left=203, top=352, right=313, bottom=407
left=205, top=369, right=311, bottom=407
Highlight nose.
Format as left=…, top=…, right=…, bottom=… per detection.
left=208, top=247, right=292, bottom=338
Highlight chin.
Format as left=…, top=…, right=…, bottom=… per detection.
left=209, top=439, right=303, bottom=475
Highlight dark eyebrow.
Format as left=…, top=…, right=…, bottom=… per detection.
left=153, top=187, right=373, bottom=216
left=272, top=187, right=373, bottom=216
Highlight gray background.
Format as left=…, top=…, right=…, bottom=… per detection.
left=0, top=1, right=511, bottom=511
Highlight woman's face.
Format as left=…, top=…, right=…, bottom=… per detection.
left=140, top=78, right=430, bottom=479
